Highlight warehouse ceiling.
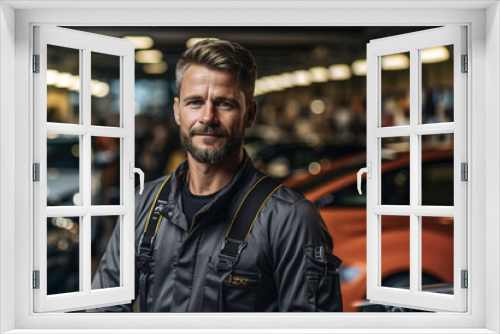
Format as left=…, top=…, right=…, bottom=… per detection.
left=69, top=26, right=435, bottom=80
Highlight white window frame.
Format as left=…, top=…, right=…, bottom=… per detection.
left=33, top=25, right=136, bottom=312
left=0, top=1, right=499, bottom=333
left=366, top=26, right=468, bottom=312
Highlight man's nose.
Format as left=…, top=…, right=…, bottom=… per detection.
left=200, top=103, right=218, bottom=124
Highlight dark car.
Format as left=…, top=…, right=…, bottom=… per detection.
left=249, top=141, right=364, bottom=179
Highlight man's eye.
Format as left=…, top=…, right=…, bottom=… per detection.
left=218, top=101, right=233, bottom=108
left=188, top=101, right=202, bottom=107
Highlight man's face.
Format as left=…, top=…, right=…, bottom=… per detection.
left=174, top=65, right=256, bottom=164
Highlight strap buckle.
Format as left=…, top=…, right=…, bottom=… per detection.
left=138, top=232, right=156, bottom=254
left=217, top=238, right=246, bottom=271
left=220, top=238, right=247, bottom=254
left=136, top=254, right=152, bottom=273
left=314, top=245, right=326, bottom=263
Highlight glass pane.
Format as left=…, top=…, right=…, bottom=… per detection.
left=47, top=134, right=80, bottom=206
left=381, top=52, right=410, bottom=127
left=421, top=216, right=454, bottom=294
left=91, top=215, right=120, bottom=289
left=91, top=137, right=121, bottom=206
left=381, top=215, right=410, bottom=289
left=421, top=134, right=454, bottom=206
left=91, top=52, right=120, bottom=127
left=381, top=137, right=410, bottom=205
left=47, top=45, right=80, bottom=124
left=421, top=45, right=454, bottom=124
left=47, top=216, right=80, bottom=295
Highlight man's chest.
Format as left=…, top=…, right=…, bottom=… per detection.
left=148, top=213, right=275, bottom=311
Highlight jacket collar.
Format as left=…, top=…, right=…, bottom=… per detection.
left=166, top=150, right=255, bottom=232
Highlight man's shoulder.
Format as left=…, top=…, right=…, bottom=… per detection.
left=146, top=174, right=171, bottom=189
left=137, top=174, right=171, bottom=195
left=268, top=181, right=308, bottom=207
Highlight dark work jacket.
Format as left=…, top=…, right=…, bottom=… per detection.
left=89, top=152, right=342, bottom=312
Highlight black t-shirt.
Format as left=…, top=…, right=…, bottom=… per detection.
left=181, top=181, right=220, bottom=225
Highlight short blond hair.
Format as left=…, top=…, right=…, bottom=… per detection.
left=176, top=39, right=257, bottom=104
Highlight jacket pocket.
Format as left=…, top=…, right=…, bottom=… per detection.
left=203, top=262, right=261, bottom=312
left=303, top=245, right=343, bottom=312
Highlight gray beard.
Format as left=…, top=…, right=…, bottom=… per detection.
left=180, top=125, right=243, bottom=164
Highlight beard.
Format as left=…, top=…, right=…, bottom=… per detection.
left=180, top=124, right=244, bottom=164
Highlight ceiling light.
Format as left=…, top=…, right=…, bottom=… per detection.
left=255, top=80, right=269, bottom=95
left=277, top=73, right=295, bottom=88
left=310, top=99, right=325, bottom=115
left=381, top=53, right=409, bottom=70
left=254, top=86, right=263, bottom=96
left=309, top=66, right=329, bottom=82
left=91, top=80, right=110, bottom=98
left=421, top=46, right=450, bottom=63
left=351, top=59, right=367, bottom=76
left=135, top=50, right=163, bottom=64
left=308, top=162, right=322, bottom=175
left=47, top=69, right=59, bottom=85
left=186, top=38, right=220, bottom=49
left=292, top=70, right=312, bottom=86
left=143, top=61, right=168, bottom=74
left=261, top=76, right=281, bottom=92
left=55, top=72, right=73, bottom=88
left=122, top=36, right=154, bottom=49
left=269, top=75, right=288, bottom=90
left=68, top=76, right=80, bottom=91
left=329, top=64, right=351, bottom=80
left=47, top=133, right=59, bottom=139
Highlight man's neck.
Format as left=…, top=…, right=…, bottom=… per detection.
left=186, top=149, right=243, bottom=196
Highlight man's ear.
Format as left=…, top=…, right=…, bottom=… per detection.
left=173, top=97, right=181, bottom=126
left=245, top=100, right=257, bottom=128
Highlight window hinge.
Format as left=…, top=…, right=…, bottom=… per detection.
left=33, top=163, right=40, bottom=182
left=461, top=270, right=468, bottom=289
left=33, top=54, right=40, bottom=73
left=33, top=270, right=40, bottom=289
left=461, top=54, right=468, bottom=73
left=461, top=162, right=468, bottom=181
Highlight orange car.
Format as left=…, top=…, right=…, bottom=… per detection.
left=286, top=148, right=454, bottom=312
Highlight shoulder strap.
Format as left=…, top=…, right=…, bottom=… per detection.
left=138, top=175, right=172, bottom=257
left=217, top=175, right=285, bottom=271
left=137, top=175, right=172, bottom=312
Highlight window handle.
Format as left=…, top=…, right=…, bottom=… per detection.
left=357, top=162, right=371, bottom=195
left=130, top=162, right=145, bottom=195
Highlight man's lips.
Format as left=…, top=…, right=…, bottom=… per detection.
left=192, top=132, right=224, bottom=137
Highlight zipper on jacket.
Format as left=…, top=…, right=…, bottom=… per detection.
left=188, top=216, right=196, bottom=234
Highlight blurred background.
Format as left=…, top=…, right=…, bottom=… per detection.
left=46, top=26, right=456, bottom=312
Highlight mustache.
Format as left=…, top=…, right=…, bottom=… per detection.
left=189, top=125, right=228, bottom=137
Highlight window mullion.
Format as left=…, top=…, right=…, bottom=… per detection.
left=409, top=47, right=420, bottom=295
left=82, top=48, right=91, bottom=208
left=81, top=47, right=92, bottom=295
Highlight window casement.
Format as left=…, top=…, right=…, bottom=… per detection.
left=364, top=26, right=468, bottom=312
left=1, top=2, right=497, bottom=334
left=33, top=26, right=137, bottom=312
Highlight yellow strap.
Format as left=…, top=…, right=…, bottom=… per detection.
left=143, top=175, right=172, bottom=234
left=225, top=175, right=270, bottom=238
left=244, top=184, right=285, bottom=241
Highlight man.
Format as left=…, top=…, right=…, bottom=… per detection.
left=91, top=39, right=342, bottom=312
